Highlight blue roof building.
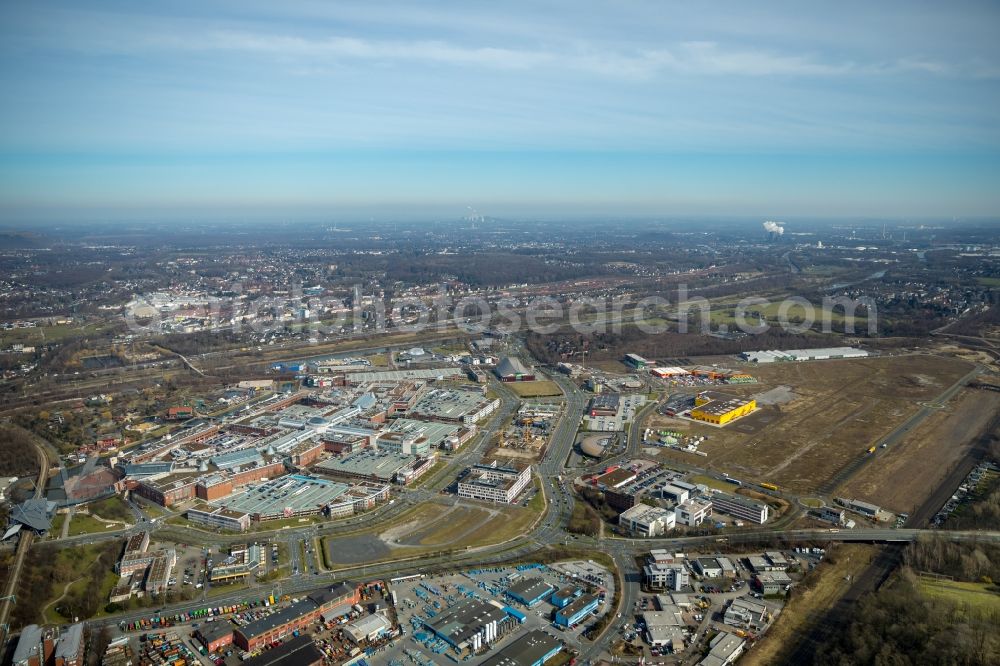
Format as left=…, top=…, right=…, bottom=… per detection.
left=549, top=586, right=582, bottom=609
left=554, top=594, right=599, bottom=628
left=506, top=578, right=554, bottom=607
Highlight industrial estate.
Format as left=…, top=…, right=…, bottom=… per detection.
left=2, top=218, right=1000, bottom=666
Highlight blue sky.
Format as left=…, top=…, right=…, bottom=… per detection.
left=1, top=1, right=999, bottom=221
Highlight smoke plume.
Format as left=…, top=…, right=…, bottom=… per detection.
left=763, top=220, right=785, bottom=235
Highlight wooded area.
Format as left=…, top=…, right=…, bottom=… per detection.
left=0, top=425, right=40, bottom=478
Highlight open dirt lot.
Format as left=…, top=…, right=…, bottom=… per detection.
left=651, top=354, right=975, bottom=494
left=506, top=380, right=563, bottom=397
left=840, top=387, right=1000, bottom=513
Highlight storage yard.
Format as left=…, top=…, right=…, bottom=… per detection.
left=380, top=560, right=612, bottom=665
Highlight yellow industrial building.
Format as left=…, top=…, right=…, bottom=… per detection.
left=691, top=392, right=756, bottom=425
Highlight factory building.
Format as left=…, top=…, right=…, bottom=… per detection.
left=618, top=504, right=676, bottom=537
left=694, top=558, right=723, bottom=578
left=690, top=392, right=756, bottom=425
left=317, top=449, right=437, bottom=485
left=235, top=584, right=360, bottom=650
left=196, top=622, right=235, bottom=653
left=288, top=440, right=325, bottom=467
left=424, top=598, right=514, bottom=654
left=458, top=460, right=532, bottom=504
left=343, top=614, right=393, bottom=645
left=479, top=630, right=563, bottom=666
left=754, top=571, right=792, bottom=595
left=710, top=493, right=769, bottom=524
left=196, top=475, right=234, bottom=501
left=723, top=597, right=768, bottom=629
left=549, top=587, right=582, bottom=609
left=739, top=347, right=869, bottom=363
left=505, top=578, right=554, bottom=607
left=643, top=609, right=685, bottom=651
left=243, top=635, right=324, bottom=666
left=699, top=632, right=745, bottom=666
left=553, top=594, right=600, bottom=627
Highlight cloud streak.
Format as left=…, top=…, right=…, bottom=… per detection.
left=133, top=29, right=860, bottom=80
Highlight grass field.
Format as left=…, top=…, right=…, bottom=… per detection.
left=68, top=514, right=122, bottom=536
left=506, top=380, right=562, bottom=397
left=49, top=513, right=66, bottom=536
left=135, top=501, right=171, bottom=519
left=324, top=488, right=544, bottom=567
left=450, top=503, right=541, bottom=549
left=917, top=578, right=1000, bottom=614
left=743, top=544, right=878, bottom=666
left=0, top=321, right=111, bottom=347
left=652, top=355, right=974, bottom=494
left=689, top=474, right=735, bottom=492
left=89, top=495, right=133, bottom=522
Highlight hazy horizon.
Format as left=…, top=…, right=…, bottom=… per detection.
left=2, top=1, right=999, bottom=222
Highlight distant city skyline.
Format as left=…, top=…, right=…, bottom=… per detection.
left=1, top=1, right=999, bottom=221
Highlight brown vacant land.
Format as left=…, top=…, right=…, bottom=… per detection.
left=841, top=387, right=1000, bottom=513
left=506, top=380, right=562, bottom=398
left=651, top=354, right=974, bottom=494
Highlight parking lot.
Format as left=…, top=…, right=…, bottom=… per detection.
left=586, top=395, right=647, bottom=432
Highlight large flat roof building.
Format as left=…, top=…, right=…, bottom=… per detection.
left=711, top=493, right=769, bottom=524
left=619, top=504, right=676, bottom=537
left=409, top=388, right=500, bottom=424
left=458, top=459, right=532, bottom=504
left=213, top=474, right=350, bottom=520
left=317, top=449, right=434, bottom=485
left=235, top=583, right=359, bottom=650
left=242, top=635, right=323, bottom=666
left=506, top=578, right=554, bottom=607
left=479, top=630, right=563, bottom=666
left=690, top=393, right=756, bottom=425
left=699, top=632, right=745, bottom=666
left=740, top=347, right=868, bottom=364
left=424, top=598, right=511, bottom=654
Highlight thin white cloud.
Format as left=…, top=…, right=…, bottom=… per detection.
left=190, top=30, right=855, bottom=79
